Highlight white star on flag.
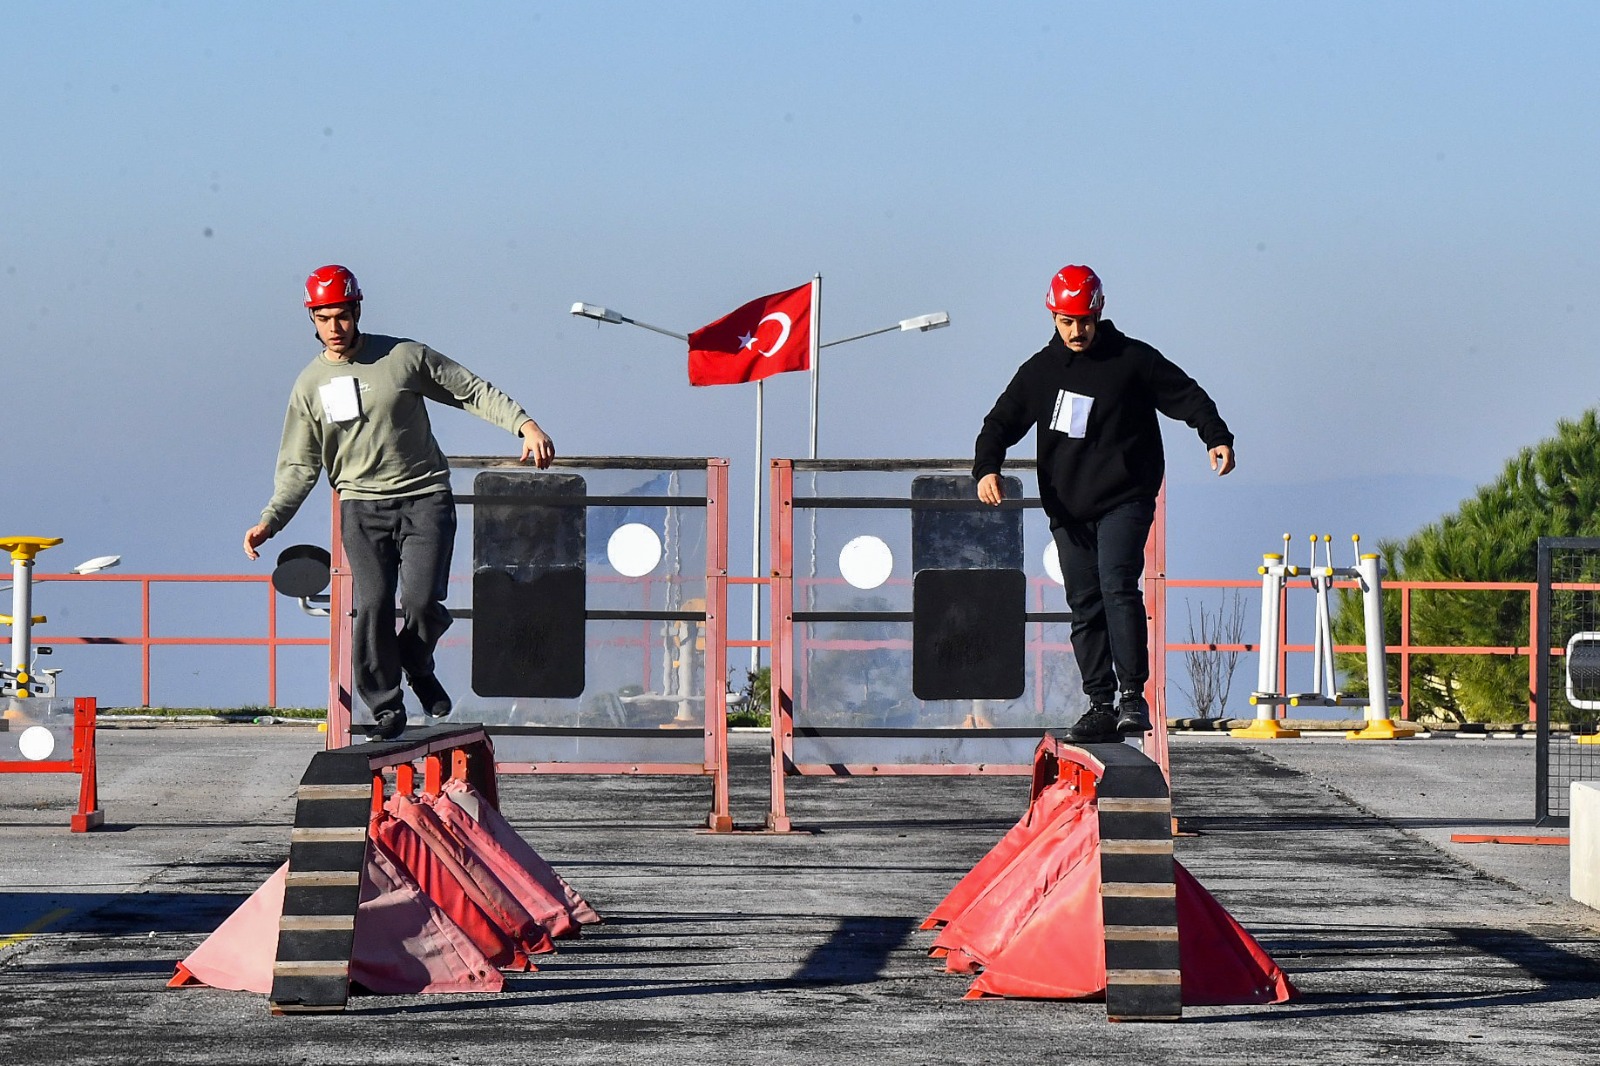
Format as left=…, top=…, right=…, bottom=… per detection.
left=738, top=331, right=756, bottom=350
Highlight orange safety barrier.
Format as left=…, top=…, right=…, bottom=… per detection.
left=170, top=725, right=598, bottom=1012
left=924, top=735, right=1294, bottom=1020
left=0, top=696, right=103, bottom=832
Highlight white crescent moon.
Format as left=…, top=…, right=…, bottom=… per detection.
left=755, top=312, right=792, bottom=357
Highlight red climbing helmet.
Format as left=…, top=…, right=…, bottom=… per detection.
left=1045, top=265, right=1104, bottom=316
left=304, top=265, right=363, bottom=308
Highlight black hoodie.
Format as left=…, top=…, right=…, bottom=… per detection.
left=972, top=320, right=1233, bottom=524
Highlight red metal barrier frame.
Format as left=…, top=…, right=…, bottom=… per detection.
left=324, top=458, right=732, bottom=833
left=0, top=696, right=103, bottom=831
left=765, top=461, right=1170, bottom=832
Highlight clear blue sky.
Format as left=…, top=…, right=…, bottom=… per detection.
left=4, top=0, right=1598, bottom=586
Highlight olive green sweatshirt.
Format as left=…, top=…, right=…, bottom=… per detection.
left=259, top=334, right=531, bottom=534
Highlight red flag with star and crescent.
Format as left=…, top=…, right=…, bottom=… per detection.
left=687, top=282, right=812, bottom=386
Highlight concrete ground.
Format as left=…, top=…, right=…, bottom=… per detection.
left=2, top=726, right=1598, bottom=1065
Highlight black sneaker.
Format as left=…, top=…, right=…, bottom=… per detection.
left=1069, top=702, right=1120, bottom=743
left=1116, top=691, right=1152, bottom=735
left=368, top=707, right=407, bottom=741
left=410, top=673, right=453, bottom=720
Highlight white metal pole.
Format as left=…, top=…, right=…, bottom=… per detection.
left=808, top=273, right=821, bottom=460
left=751, top=379, right=764, bottom=676
left=9, top=557, right=31, bottom=678
left=1312, top=571, right=1332, bottom=698
left=1255, top=554, right=1281, bottom=702
left=1317, top=537, right=1338, bottom=697
left=1358, top=552, right=1391, bottom=723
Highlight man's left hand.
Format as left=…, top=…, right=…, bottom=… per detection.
left=1209, top=445, right=1236, bottom=476
left=519, top=420, right=555, bottom=468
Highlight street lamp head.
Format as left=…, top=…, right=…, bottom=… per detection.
left=899, top=312, right=950, bottom=333
left=570, top=302, right=623, bottom=325
left=72, top=555, right=121, bottom=575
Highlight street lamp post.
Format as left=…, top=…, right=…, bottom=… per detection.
left=569, top=304, right=687, bottom=343
left=569, top=297, right=950, bottom=677
left=811, top=309, right=949, bottom=459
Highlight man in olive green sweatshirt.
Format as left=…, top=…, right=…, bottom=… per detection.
left=243, top=265, right=555, bottom=740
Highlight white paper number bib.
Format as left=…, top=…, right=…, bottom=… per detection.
left=1049, top=389, right=1093, bottom=438
left=318, top=376, right=362, bottom=423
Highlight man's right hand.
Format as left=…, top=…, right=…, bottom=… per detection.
left=243, top=523, right=271, bottom=561
left=977, top=473, right=1004, bottom=506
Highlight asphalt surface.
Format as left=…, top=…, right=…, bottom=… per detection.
left=2, top=726, right=1598, bottom=1065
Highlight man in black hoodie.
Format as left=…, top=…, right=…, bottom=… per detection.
left=973, top=265, right=1235, bottom=743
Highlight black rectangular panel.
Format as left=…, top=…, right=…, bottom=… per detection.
left=1104, top=938, right=1180, bottom=971
left=472, top=470, right=587, bottom=570
left=1105, top=983, right=1182, bottom=1022
left=1097, top=811, right=1173, bottom=840
left=275, top=929, right=355, bottom=962
left=288, top=840, right=370, bottom=872
left=1102, top=896, right=1178, bottom=927
left=911, top=474, right=1025, bottom=572
left=473, top=568, right=586, bottom=698
left=912, top=568, right=1025, bottom=700
left=280, top=885, right=364, bottom=917
left=270, top=975, right=350, bottom=1011
left=1101, top=852, right=1176, bottom=885
left=298, top=752, right=370, bottom=787
left=471, top=471, right=586, bottom=698
left=291, top=800, right=373, bottom=829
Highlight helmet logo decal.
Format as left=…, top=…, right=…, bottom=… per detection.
left=1046, top=265, right=1102, bottom=315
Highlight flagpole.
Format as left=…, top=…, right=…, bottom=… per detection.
left=808, top=273, right=822, bottom=460
left=751, top=377, right=764, bottom=676
left=806, top=274, right=822, bottom=683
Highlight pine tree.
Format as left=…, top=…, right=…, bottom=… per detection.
left=1334, top=410, right=1600, bottom=722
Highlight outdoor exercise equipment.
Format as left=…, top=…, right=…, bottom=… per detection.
left=1564, top=632, right=1600, bottom=714
left=0, top=535, right=115, bottom=831
left=1233, top=534, right=1412, bottom=741
left=923, top=734, right=1295, bottom=1020
left=271, top=543, right=332, bottom=616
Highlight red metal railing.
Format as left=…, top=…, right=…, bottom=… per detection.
left=1, top=572, right=1569, bottom=726
left=1162, top=577, right=1546, bottom=721
left=3, top=573, right=322, bottom=708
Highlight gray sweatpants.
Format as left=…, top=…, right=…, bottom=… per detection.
left=339, top=490, right=456, bottom=715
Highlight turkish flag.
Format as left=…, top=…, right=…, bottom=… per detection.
left=687, top=282, right=812, bottom=386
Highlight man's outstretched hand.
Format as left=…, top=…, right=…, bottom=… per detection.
left=519, top=420, right=555, bottom=469
left=977, top=473, right=1004, bottom=506
left=243, top=523, right=271, bottom=560
left=1210, top=445, right=1236, bottom=476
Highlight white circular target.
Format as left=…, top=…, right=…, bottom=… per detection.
left=839, top=536, right=894, bottom=590
left=607, top=523, right=663, bottom=577
left=18, top=725, right=55, bottom=761
left=1043, top=542, right=1064, bottom=586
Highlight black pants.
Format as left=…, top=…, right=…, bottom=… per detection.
left=340, top=491, right=456, bottom=715
left=1051, top=498, right=1155, bottom=704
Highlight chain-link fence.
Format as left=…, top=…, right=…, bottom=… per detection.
left=1535, top=537, right=1600, bottom=825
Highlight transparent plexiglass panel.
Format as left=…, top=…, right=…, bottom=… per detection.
left=787, top=464, right=1087, bottom=739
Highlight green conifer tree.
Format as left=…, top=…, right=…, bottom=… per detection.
left=1334, top=410, right=1600, bottom=722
